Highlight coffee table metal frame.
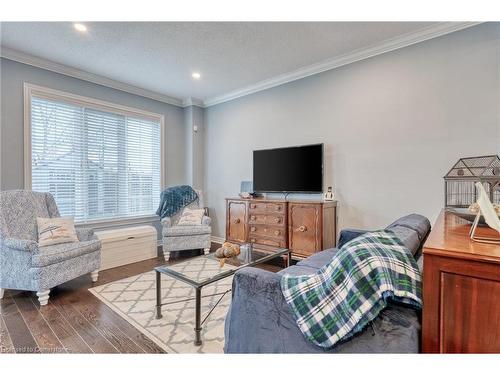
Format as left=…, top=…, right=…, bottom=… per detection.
left=154, top=248, right=291, bottom=346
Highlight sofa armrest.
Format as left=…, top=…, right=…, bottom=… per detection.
left=338, top=228, right=370, bottom=248
left=1, top=237, right=38, bottom=252
left=161, top=217, right=172, bottom=228
left=202, top=215, right=211, bottom=226
left=75, top=228, right=97, bottom=242
left=225, top=267, right=300, bottom=353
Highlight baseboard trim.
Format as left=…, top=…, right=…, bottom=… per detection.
left=211, top=236, right=225, bottom=244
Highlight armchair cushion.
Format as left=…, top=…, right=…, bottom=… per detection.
left=32, top=239, right=101, bottom=267
left=162, top=224, right=211, bottom=237
left=37, top=217, right=78, bottom=246
left=177, top=208, right=205, bottom=226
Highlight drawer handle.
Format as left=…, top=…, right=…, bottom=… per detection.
left=251, top=216, right=256, bottom=220
left=277, top=206, right=282, bottom=210
left=250, top=227, right=256, bottom=232
left=274, top=230, right=281, bottom=236
left=127, top=236, right=135, bottom=240
left=296, top=225, right=307, bottom=232
left=251, top=238, right=256, bottom=243
left=275, top=217, right=282, bottom=223
left=233, top=218, right=241, bottom=224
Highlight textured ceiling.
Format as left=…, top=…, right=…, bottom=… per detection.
left=0, top=22, right=440, bottom=102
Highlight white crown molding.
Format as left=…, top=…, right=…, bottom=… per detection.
left=1, top=22, right=482, bottom=109
left=0, top=46, right=185, bottom=107
left=182, top=97, right=204, bottom=107
left=203, top=22, right=482, bottom=107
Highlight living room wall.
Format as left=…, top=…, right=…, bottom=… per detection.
left=204, top=23, right=500, bottom=238
left=0, top=58, right=189, bottom=235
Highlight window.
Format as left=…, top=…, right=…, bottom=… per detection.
left=26, top=84, right=164, bottom=223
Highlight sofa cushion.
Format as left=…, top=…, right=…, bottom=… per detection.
left=386, top=214, right=430, bottom=241
left=387, top=226, right=421, bottom=256
left=32, top=239, right=101, bottom=267
left=277, top=265, right=318, bottom=277
left=296, top=248, right=338, bottom=268
left=162, top=225, right=211, bottom=237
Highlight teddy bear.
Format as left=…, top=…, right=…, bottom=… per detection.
left=214, top=242, right=241, bottom=267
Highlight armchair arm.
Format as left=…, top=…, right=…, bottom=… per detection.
left=202, top=215, right=211, bottom=226
left=161, top=217, right=172, bottom=228
left=338, top=228, right=370, bottom=248
left=75, top=228, right=97, bottom=241
left=1, top=237, right=38, bottom=252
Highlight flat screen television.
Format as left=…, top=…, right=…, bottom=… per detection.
left=253, top=143, right=323, bottom=193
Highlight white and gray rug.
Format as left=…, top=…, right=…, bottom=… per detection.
left=89, top=257, right=235, bottom=353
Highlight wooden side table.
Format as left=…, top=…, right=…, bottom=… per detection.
left=422, top=210, right=500, bottom=353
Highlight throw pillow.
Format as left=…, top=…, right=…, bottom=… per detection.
left=177, top=208, right=205, bottom=226
left=37, top=217, right=79, bottom=247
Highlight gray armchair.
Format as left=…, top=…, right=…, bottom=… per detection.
left=0, top=190, right=101, bottom=305
left=161, top=189, right=211, bottom=261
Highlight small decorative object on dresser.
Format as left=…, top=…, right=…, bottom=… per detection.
left=469, top=182, right=500, bottom=243
left=225, top=198, right=337, bottom=258
left=444, top=155, right=500, bottom=208
left=324, top=186, right=334, bottom=201
left=422, top=209, right=500, bottom=353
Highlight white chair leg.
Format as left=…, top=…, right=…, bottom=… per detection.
left=36, top=290, right=50, bottom=306
left=91, top=270, right=99, bottom=282
left=164, top=252, right=171, bottom=262
left=204, top=248, right=210, bottom=255
left=0, top=288, right=4, bottom=299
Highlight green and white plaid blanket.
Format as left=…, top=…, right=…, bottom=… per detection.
left=280, top=230, right=422, bottom=348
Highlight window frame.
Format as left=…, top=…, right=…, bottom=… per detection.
left=23, top=82, right=166, bottom=224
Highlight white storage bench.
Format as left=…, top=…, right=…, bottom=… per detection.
left=96, top=225, right=158, bottom=270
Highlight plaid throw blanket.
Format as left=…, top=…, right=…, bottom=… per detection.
left=156, top=185, right=198, bottom=219
left=280, top=230, right=422, bottom=348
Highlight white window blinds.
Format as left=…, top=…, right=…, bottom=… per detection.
left=30, top=95, right=161, bottom=222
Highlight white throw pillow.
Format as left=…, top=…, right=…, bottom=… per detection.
left=177, top=208, right=205, bottom=226
left=37, top=217, right=79, bottom=247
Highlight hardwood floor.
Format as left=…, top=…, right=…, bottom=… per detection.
left=0, top=244, right=285, bottom=354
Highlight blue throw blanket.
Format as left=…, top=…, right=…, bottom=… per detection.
left=280, top=230, right=422, bottom=348
left=156, top=185, right=198, bottom=219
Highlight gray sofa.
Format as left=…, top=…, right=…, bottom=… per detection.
left=224, top=214, right=431, bottom=353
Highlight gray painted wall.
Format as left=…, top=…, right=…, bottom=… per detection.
left=183, top=105, right=205, bottom=190
left=0, top=58, right=188, bottom=238
left=204, top=23, right=500, bottom=238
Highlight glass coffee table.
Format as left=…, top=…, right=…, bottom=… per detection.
left=154, top=245, right=291, bottom=346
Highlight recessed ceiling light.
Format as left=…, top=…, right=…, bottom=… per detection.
left=73, top=23, right=87, bottom=32
left=192, top=72, right=201, bottom=80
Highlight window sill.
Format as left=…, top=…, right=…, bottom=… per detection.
left=76, top=215, right=160, bottom=229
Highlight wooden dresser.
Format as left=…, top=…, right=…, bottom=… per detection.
left=225, top=198, right=337, bottom=258
left=422, top=210, right=500, bottom=353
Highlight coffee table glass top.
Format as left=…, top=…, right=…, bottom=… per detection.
left=155, top=246, right=290, bottom=287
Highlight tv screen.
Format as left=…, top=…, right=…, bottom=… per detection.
left=253, top=144, right=323, bottom=193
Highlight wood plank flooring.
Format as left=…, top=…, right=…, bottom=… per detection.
left=0, top=245, right=285, bottom=354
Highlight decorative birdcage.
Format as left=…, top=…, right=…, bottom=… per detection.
left=444, top=155, right=500, bottom=208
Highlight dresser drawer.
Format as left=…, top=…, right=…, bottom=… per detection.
left=249, top=201, right=285, bottom=214
left=249, top=225, right=286, bottom=240
left=249, top=213, right=285, bottom=226
left=249, top=235, right=286, bottom=248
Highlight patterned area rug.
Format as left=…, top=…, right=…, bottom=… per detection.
left=89, top=257, right=235, bottom=353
